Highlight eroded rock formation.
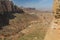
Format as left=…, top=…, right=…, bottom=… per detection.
left=0, top=0, right=24, bottom=13
left=0, top=0, right=24, bottom=27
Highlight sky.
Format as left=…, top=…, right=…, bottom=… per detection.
left=12, top=0, right=53, bottom=11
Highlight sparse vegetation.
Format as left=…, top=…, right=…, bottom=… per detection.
left=0, top=13, right=38, bottom=39
left=17, top=12, right=53, bottom=40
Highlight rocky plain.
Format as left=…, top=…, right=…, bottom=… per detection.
left=0, top=0, right=54, bottom=40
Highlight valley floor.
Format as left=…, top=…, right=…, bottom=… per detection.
left=19, top=12, right=53, bottom=40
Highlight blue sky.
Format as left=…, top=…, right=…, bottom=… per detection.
left=12, top=0, right=53, bottom=10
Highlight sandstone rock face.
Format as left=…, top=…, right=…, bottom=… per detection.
left=0, top=0, right=24, bottom=27
left=0, top=0, right=24, bottom=13
left=0, top=1, right=12, bottom=13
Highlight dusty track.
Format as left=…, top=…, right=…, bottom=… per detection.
left=44, top=20, right=60, bottom=40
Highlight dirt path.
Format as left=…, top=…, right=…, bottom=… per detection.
left=44, top=21, right=60, bottom=40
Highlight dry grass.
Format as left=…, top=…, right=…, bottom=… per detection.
left=0, top=13, right=38, bottom=39
left=0, top=11, right=53, bottom=40
left=18, top=12, right=53, bottom=40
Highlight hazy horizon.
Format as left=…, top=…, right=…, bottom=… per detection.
left=12, top=0, right=53, bottom=11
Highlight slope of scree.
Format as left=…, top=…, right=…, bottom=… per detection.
left=0, top=13, right=38, bottom=38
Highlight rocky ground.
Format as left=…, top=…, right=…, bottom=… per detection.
left=0, top=12, right=39, bottom=40
left=0, top=10, right=53, bottom=40
left=18, top=11, right=53, bottom=40
left=0, top=0, right=54, bottom=40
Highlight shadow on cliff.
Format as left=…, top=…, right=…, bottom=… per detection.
left=0, top=10, right=24, bottom=30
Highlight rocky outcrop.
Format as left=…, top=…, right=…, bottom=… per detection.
left=0, top=0, right=24, bottom=13
left=0, top=0, right=24, bottom=27
left=0, top=1, right=12, bottom=13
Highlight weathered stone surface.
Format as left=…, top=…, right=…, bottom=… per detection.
left=0, top=1, right=12, bottom=12
left=0, top=0, right=24, bottom=27
left=0, top=0, right=24, bottom=13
